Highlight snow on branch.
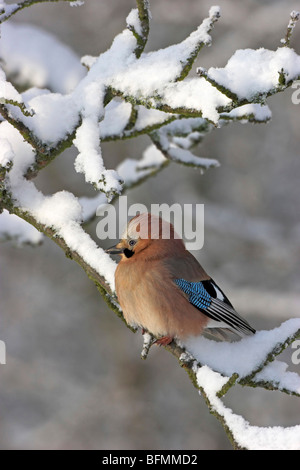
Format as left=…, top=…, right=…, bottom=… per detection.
left=0, top=66, right=33, bottom=117
left=0, top=121, right=117, bottom=298
left=251, top=360, right=300, bottom=397
left=196, top=363, right=300, bottom=450
left=0, top=209, right=43, bottom=244
left=220, top=104, right=272, bottom=123
left=185, top=319, right=300, bottom=383
left=0, top=1, right=299, bottom=303
left=126, top=0, right=151, bottom=58
left=100, top=100, right=175, bottom=141
left=281, top=10, right=300, bottom=47
left=110, top=5, right=222, bottom=101
left=165, top=319, right=300, bottom=450
left=81, top=146, right=167, bottom=224
left=0, top=1, right=300, bottom=450
left=0, top=4, right=299, bottom=199
left=139, top=319, right=300, bottom=449
left=198, top=46, right=300, bottom=105
left=150, top=127, right=219, bottom=173
left=0, top=0, right=83, bottom=24
left=1, top=22, right=85, bottom=94
left=174, top=5, right=220, bottom=82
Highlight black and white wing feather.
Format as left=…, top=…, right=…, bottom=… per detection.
left=174, top=278, right=256, bottom=341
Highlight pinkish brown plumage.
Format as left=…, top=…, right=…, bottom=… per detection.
left=106, top=213, right=255, bottom=344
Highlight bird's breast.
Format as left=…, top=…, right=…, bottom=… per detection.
left=115, top=257, right=209, bottom=339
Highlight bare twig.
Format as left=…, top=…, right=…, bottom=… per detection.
left=130, top=0, right=151, bottom=58
left=280, top=10, right=300, bottom=47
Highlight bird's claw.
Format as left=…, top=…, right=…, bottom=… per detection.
left=154, top=336, right=173, bottom=346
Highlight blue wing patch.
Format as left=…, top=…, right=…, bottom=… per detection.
left=174, top=278, right=256, bottom=336
left=174, top=279, right=212, bottom=310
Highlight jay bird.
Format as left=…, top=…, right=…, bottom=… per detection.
left=106, top=213, right=255, bottom=345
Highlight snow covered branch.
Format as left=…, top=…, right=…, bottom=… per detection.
left=81, top=148, right=168, bottom=225
left=127, top=0, right=150, bottom=59
left=0, top=0, right=83, bottom=24
left=197, top=46, right=300, bottom=107
left=0, top=4, right=299, bottom=198
left=0, top=0, right=300, bottom=450
left=150, top=130, right=220, bottom=173
left=281, top=10, right=300, bottom=47
left=163, top=319, right=300, bottom=450
left=139, top=318, right=300, bottom=449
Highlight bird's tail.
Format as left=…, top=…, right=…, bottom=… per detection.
left=203, top=325, right=253, bottom=342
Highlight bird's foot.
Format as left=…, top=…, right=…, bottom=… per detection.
left=155, top=336, right=173, bottom=346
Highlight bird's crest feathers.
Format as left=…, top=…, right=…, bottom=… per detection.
left=122, top=213, right=180, bottom=242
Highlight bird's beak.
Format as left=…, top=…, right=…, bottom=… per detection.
left=105, top=243, right=123, bottom=255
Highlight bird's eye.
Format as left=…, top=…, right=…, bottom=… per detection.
left=129, top=239, right=136, bottom=247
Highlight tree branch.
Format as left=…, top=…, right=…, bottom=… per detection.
left=1, top=0, right=300, bottom=450
left=0, top=0, right=83, bottom=24
left=150, top=130, right=219, bottom=172
left=175, top=6, right=221, bottom=82
left=239, top=327, right=300, bottom=386
left=197, top=65, right=299, bottom=106
left=280, top=10, right=300, bottom=47
left=127, top=0, right=150, bottom=58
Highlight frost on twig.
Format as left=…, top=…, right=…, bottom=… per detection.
left=280, top=10, right=300, bottom=47
left=81, top=145, right=168, bottom=224
left=151, top=129, right=220, bottom=173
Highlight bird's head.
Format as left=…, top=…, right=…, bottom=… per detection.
left=106, top=212, right=184, bottom=261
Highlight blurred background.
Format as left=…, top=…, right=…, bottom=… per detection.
left=0, top=0, right=300, bottom=450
